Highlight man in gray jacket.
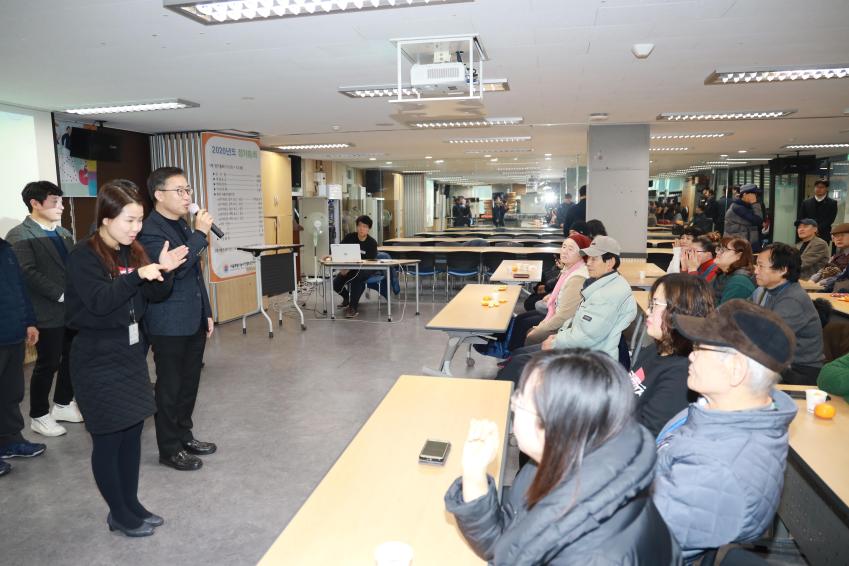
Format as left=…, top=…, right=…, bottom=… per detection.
left=753, top=243, right=824, bottom=384
left=653, top=300, right=798, bottom=561
left=724, top=184, right=763, bottom=252
left=794, top=218, right=830, bottom=280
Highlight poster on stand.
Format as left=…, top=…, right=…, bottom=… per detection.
left=54, top=118, right=97, bottom=196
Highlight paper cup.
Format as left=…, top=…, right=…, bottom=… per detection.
left=805, top=389, right=828, bottom=413
left=375, top=541, right=413, bottom=566
left=639, top=270, right=646, bottom=280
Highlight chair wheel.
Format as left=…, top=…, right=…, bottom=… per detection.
left=466, top=358, right=475, bottom=367
left=301, top=324, right=307, bottom=330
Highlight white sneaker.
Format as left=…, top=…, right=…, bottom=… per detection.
left=31, top=415, right=67, bottom=437
left=51, top=401, right=84, bottom=423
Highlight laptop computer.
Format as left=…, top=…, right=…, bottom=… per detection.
left=331, top=243, right=363, bottom=262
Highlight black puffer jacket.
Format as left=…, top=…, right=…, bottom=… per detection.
left=445, top=424, right=682, bottom=565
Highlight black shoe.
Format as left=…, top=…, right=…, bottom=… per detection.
left=0, top=460, right=10, bottom=477
left=159, top=450, right=203, bottom=471
left=107, top=513, right=155, bottom=537
left=339, top=296, right=350, bottom=308
left=143, top=513, right=164, bottom=527
left=183, top=439, right=217, bottom=455
left=344, top=306, right=359, bottom=318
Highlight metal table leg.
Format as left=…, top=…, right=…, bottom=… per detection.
left=292, top=251, right=306, bottom=330
left=415, top=263, right=420, bottom=315
left=386, top=265, right=392, bottom=322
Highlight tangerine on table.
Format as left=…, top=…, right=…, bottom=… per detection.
left=815, top=403, right=836, bottom=419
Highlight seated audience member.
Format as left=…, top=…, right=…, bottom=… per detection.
left=712, top=237, right=756, bottom=305
left=631, top=274, right=715, bottom=437
left=586, top=219, right=607, bottom=240
left=329, top=215, right=378, bottom=318
left=0, top=237, right=45, bottom=473
left=677, top=226, right=703, bottom=249
left=653, top=300, right=798, bottom=560
left=794, top=218, right=830, bottom=280
left=667, top=227, right=703, bottom=274
left=753, top=243, right=824, bottom=384
left=810, top=222, right=849, bottom=290
left=687, top=205, right=713, bottom=234
left=446, top=350, right=681, bottom=565
left=496, top=236, right=637, bottom=383
left=818, top=352, right=849, bottom=402
left=524, top=235, right=590, bottom=346
left=567, top=220, right=590, bottom=239
left=680, top=236, right=719, bottom=283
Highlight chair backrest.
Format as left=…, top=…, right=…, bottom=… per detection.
left=445, top=241, right=465, bottom=247
left=482, top=252, right=513, bottom=272
left=527, top=253, right=558, bottom=275
left=446, top=251, right=480, bottom=274
left=464, top=239, right=489, bottom=247
left=376, top=251, right=391, bottom=260
left=406, top=251, right=436, bottom=271
left=499, top=241, right=523, bottom=247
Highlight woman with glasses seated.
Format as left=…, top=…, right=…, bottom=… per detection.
left=630, top=274, right=715, bottom=437
left=712, top=237, right=756, bottom=305
left=445, top=350, right=682, bottom=565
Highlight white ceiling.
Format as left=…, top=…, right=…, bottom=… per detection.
left=2, top=0, right=849, bottom=184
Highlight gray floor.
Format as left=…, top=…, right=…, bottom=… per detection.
left=1, top=282, right=809, bottom=565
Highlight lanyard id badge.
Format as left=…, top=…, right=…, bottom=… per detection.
left=129, top=322, right=140, bottom=346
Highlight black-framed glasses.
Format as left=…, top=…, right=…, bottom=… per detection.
left=160, top=186, right=193, bottom=197
left=693, top=344, right=731, bottom=354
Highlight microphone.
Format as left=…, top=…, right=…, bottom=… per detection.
left=188, top=203, right=224, bottom=238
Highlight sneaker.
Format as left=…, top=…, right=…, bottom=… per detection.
left=31, top=415, right=67, bottom=437
left=51, top=400, right=84, bottom=423
left=344, top=306, right=359, bottom=319
left=0, top=441, right=46, bottom=459
left=0, top=460, right=10, bottom=476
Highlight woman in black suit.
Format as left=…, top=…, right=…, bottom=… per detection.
left=65, top=180, right=187, bottom=537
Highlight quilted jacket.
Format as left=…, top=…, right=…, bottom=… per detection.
left=652, top=390, right=797, bottom=559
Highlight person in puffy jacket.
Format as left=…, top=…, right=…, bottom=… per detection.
left=653, top=300, right=798, bottom=560
left=724, top=184, right=763, bottom=252
left=445, top=350, right=682, bottom=565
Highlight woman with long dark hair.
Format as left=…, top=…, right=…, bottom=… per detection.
left=65, top=180, right=187, bottom=536
left=712, top=236, right=756, bottom=304
left=445, top=350, right=681, bottom=564
left=630, top=274, right=715, bottom=437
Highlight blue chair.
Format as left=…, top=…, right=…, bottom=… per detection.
left=403, top=251, right=443, bottom=301
left=365, top=252, right=398, bottom=315
left=445, top=251, right=480, bottom=298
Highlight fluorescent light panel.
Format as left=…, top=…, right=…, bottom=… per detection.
left=402, top=170, right=440, bottom=174
left=651, top=133, right=731, bottom=140
left=277, top=143, right=352, bottom=150
left=447, top=136, right=531, bottom=144
left=165, top=0, right=473, bottom=24
left=783, top=143, right=849, bottom=149
left=658, top=110, right=795, bottom=121
left=706, top=64, right=849, bottom=85
left=650, top=147, right=689, bottom=152
left=64, top=99, right=199, bottom=115
left=412, top=117, right=523, bottom=128
left=464, top=148, right=532, bottom=154
left=339, top=78, right=508, bottom=98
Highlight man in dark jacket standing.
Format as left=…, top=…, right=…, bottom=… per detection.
left=562, top=185, right=587, bottom=236
left=6, top=181, right=80, bottom=438
left=654, top=300, right=798, bottom=561
left=140, top=167, right=216, bottom=472
left=800, top=179, right=838, bottom=243
left=724, top=184, right=763, bottom=251
left=0, top=237, right=45, bottom=474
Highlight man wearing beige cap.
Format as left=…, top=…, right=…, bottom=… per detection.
left=652, top=300, right=797, bottom=560
left=810, top=222, right=849, bottom=291
left=794, top=218, right=830, bottom=280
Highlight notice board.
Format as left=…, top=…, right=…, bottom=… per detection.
left=201, top=132, right=263, bottom=282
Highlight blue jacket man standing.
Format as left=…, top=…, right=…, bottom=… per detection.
left=139, top=167, right=216, bottom=472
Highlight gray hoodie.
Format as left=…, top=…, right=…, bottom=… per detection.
left=652, top=390, right=797, bottom=559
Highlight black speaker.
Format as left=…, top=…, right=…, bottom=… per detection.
left=290, top=155, right=302, bottom=189
left=68, top=127, right=121, bottom=162
left=648, top=179, right=654, bottom=188
left=365, top=169, right=382, bottom=193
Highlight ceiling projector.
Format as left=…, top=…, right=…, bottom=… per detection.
left=410, top=62, right=467, bottom=93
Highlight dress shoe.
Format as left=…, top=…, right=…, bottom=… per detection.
left=143, top=513, right=164, bottom=527
left=51, top=400, right=84, bottom=423
left=159, top=450, right=203, bottom=471
left=107, top=513, right=155, bottom=537
left=183, top=439, right=217, bottom=455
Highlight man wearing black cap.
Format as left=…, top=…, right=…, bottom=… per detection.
left=652, top=300, right=798, bottom=560
left=753, top=243, right=823, bottom=384
left=794, top=218, right=830, bottom=279
left=800, top=179, right=838, bottom=242
left=724, top=184, right=763, bottom=251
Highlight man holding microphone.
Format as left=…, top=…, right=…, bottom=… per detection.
left=140, top=167, right=216, bottom=471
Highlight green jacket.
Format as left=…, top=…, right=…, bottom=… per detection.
left=716, top=270, right=756, bottom=305
left=817, top=353, right=849, bottom=403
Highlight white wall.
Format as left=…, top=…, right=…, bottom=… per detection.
left=0, top=103, right=57, bottom=236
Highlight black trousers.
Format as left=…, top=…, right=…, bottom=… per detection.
left=508, top=311, right=545, bottom=352
left=0, top=343, right=26, bottom=447
left=149, top=323, right=206, bottom=457
left=90, top=421, right=149, bottom=528
left=29, top=326, right=75, bottom=418
left=781, top=364, right=821, bottom=386
left=333, top=270, right=368, bottom=309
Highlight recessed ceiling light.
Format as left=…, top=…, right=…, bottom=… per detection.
left=720, top=154, right=729, bottom=158
left=544, top=153, right=552, bottom=157
left=425, top=156, right=432, bottom=159
left=483, top=154, right=491, bottom=158
left=490, top=158, right=498, bottom=162
left=447, top=136, right=532, bottom=144
left=650, top=133, right=732, bottom=139
left=434, top=159, right=445, bottom=164
left=657, top=110, right=795, bottom=121
left=385, top=161, right=393, bottom=165
left=338, top=78, right=509, bottom=99
left=705, top=65, right=849, bottom=85
left=737, top=150, right=748, bottom=154
left=165, top=0, right=473, bottom=24
left=544, top=157, right=552, bottom=161
left=411, top=117, right=523, bottom=129
left=64, top=98, right=199, bottom=115
left=276, top=143, right=352, bottom=151
left=783, top=143, right=849, bottom=149
left=369, top=157, right=377, bottom=161
left=650, top=147, right=690, bottom=152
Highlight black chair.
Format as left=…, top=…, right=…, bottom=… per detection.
left=464, top=238, right=489, bottom=247
left=526, top=252, right=558, bottom=277
left=405, top=251, right=443, bottom=301
left=445, top=251, right=481, bottom=297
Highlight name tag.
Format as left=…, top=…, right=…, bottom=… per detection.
left=129, top=323, right=140, bottom=346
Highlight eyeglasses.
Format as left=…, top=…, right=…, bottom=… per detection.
left=716, top=247, right=737, bottom=255
left=648, top=299, right=668, bottom=313
left=160, top=186, right=193, bottom=197
left=510, top=390, right=537, bottom=416
left=693, top=344, right=732, bottom=355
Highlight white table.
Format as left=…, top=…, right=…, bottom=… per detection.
left=489, top=259, right=543, bottom=284
left=320, top=258, right=420, bottom=321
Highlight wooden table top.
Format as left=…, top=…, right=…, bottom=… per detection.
left=380, top=246, right=561, bottom=255
left=809, top=292, right=849, bottom=316
left=490, top=260, right=543, bottom=283
left=258, top=375, right=513, bottom=566
left=801, top=279, right=826, bottom=292
left=648, top=239, right=676, bottom=247
left=646, top=248, right=676, bottom=255
left=633, top=290, right=650, bottom=312
left=777, top=384, right=849, bottom=510
left=618, top=262, right=666, bottom=287
left=387, top=237, right=564, bottom=244
left=427, top=284, right=522, bottom=332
